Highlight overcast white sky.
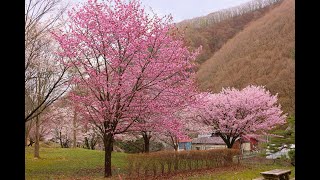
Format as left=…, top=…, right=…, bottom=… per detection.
left=72, top=0, right=252, bottom=22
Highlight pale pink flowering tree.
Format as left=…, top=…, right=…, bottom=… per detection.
left=41, top=99, right=83, bottom=148
left=192, top=85, right=286, bottom=148
left=52, top=0, right=200, bottom=177
left=128, top=116, right=160, bottom=153
left=28, top=111, right=52, bottom=145
left=131, top=113, right=190, bottom=152
left=129, top=90, right=197, bottom=153
left=154, top=116, right=190, bottom=151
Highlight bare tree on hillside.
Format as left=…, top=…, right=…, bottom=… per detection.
left=25, top=0, right=70, bottom=123
left=180, top=0, right=283, bottom=28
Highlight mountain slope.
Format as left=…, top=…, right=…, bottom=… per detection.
left=196, top=0, right=295, bottom=115
left=178, top=0, right=282, bottom=64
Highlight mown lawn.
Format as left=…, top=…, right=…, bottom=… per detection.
left=25, top=146, right=127, bottom=179
left=26, top=146, right=295, bottom=180
left=185, top=163, right=295, bottom=180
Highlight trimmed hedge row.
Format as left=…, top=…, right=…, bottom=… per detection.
left=126, top=149, right=240, bottom=178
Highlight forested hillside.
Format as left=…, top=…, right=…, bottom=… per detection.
left=178, top=0, right=283, bottom=64
left=192, top=0, right=294, bottom=115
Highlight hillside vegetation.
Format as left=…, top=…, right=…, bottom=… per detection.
left=194, top=0, right=295, bottom=115
left=178, top=0, right=283, bottom=64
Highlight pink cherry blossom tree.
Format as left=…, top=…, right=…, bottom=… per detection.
left=52, top=0, right=200, bottom=177
left=192, top=85, right=286, bottom=148
left=128, top=116, right=160, bottom=153
left=129, top=89, right=197, bottom=153
left=132, top=112, right=190, bottom=152
left=41, top=98, right=83, bottom=148
left=156, top=117, right=190, bottom=151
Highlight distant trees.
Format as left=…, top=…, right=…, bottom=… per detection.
left=115, top=137, right=164, bottom=153
left=28, top=109, right=51, bottom=147
left=82, top=124, right=101, bottom=150
left=83, top=133, right=98, bottom=150
left=180, top=0, right=282, bottom=28
left=44, top=100, right=74, bottom=148
left=192, top=85, right=286, bottom=148
left=25, top=0, right=70, bottom=123
left=25, top=0, right=70, bottom=158
left=53, top=0, right=199, bottom=177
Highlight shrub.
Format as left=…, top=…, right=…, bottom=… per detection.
left=126, top=149, right=240, bottom=178
left=288, top=149, right=295, bottom=166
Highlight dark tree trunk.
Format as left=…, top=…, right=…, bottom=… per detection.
left=84, top=137, right=89, bottom=149
left=142, top=132, right=151, bottom=153
left=90, top=135, right=97, bottom=150
left=173, top=144, right=178, bottom=151
left=103, top=133, right=113, bottom=177
left=59, top=131, right=64, bottom=148
left=170, top=135, right=179, bottom=151
left=34, top=115, right=40, bottom=158
left=111, top=136, right=114, bottom=151
left=226, top=143, right=232, bottom=148
left=225, top=136, right=233, bottom=148
left=73, top=109, right=77, bottom=148
left=144, top=137, right=150, bottom=153
left=218, top=134, right=239, bottom=148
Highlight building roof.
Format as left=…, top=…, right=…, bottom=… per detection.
left=178, top=138, right=193, bottom=143
left=192, top=136, right=226, bottom=145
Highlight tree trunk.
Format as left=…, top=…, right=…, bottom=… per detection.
left=90, top=134, right=97, bottom=150
left=25, top=119, right=34, bottom=146
left=25, top=123, right=31, bottom=146
left=73, top=109, right=77, bottom=148
left=59, top=131, right=63, bottom=148
left=84, top=137, right=89, bottom=149
left=226, top=144, right=232, bottom=148
left=219, top=134, right=236, bottom=148
left=170, top=135, right=179, bottom=151
left=34, top=115, right=40, bottom=158
left=25, top=131, right=29, bottom=146
left=103, top=133, right=113, bottom=177
left=173, top=144, right=178, bottom=151
left=142, top=132, right=151, bottom=153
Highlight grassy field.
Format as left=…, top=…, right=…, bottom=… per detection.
left=184, top=164, right=295, bottom=180
left=26, top=145, right=295, bottom=180
left=25, top=145, right=127, bottom=179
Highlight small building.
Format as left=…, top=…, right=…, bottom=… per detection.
left=191, top=133, right=259, bottom=152
left=178, top=138, right=192, bottom=151
left=191, top=135, right=227, bottom=150
left=240, top=136, right=259, bottom=152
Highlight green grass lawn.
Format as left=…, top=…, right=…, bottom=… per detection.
left=25, top=146, right=127, bottom=179
left=185, top=164, right=295, bottom=180
left=26, top=145, right=295, bottom=180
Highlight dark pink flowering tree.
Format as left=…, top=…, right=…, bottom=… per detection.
left=52, top=0, right=199, bottom=177
left=193, top=85, right=286, bottom=148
